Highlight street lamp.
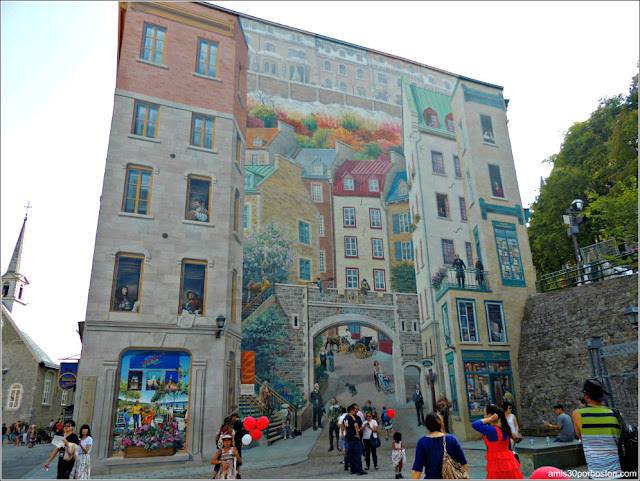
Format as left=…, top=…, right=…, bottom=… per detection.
left=623, top=306, right=638, bottom=328
left=564, top=198, right=586, bottom=266
left=216, top=314, right=226, bottom=339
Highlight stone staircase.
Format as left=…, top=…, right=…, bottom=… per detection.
left=241, top=285, right=275, bottom=321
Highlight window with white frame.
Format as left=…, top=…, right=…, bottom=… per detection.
left=369, top=179, right=379, bottom=192
left=318, top=216, right=325, bottom=237
left=345, top=237, right=358, bottom=257
left=344, top=178, right=354, bottom=190
left=373, top=269, right=386, bottom=290
left=378, top=72, right=387, bottom=84
left=481, top=114, right=496, bottom=144
left=346, top=268, right=359, bottom=288
left=396, top=241, right=413, bottom=261
left=319, top=251, right=326, bottom=272
left=61, top=389, right=70, bottom=406
left=357, top=69, right=364, bottom=79
left=432, top=151, right=445, bottom=174
left=312, top=164, right=323, bottom=175
left=486, top=302, right=507, bottom=343
left=299, top=258, right=311, bottom=281
left=312, top=184, right=323, bottom=202
left=399, top=212, right=411, bottom=233
left=453, top=156, right=462, bottom=178
left=343, top=207, right=356, bottom=227
left=457, top=300, right=479, bottom=342
left=369, top=208, right=382, bottom=228
left=372, top=238, right=384, bottom=259
left=251, top=154, right=259, bottom=165
left=42, top=371, right=54, bottom=405
left=398, top=181, right=408, bottom=196
left=459, top=197, right=467, bottom=221
left=6, top=383, right=23, bottom=409
left=298, top=220, right=310, bottom=244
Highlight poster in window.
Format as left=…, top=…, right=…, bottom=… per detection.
left=113, top=257, right=142, bottom=312
left=493, top=222, right=525, bottom=286
left=112, top=350, right=191, bottom=456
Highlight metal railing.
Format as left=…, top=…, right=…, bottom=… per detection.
left=536, top=253, right=637, bottom=293
left=241, top=284, right=275, bottom=321
left=433, top=267, right=491, bottom=300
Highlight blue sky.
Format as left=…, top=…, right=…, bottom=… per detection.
left=1, top=1, right=638, bottom=362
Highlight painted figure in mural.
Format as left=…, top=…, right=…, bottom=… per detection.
left=320, top=349, right=327, bottom=370
left=326, top=349, right=334, bottom=372
left=326, top=397, right=341, bottom=452
left=475, top=258, right=485, bottom=288
left=184, top=291, right=202, bottom=314
left=436, top=393, right=453, bottom=433
left=412, top=384, right=425, bottom=426
left=259, top=379, right=274, bottom=414
left=261, top=276, right=271, bottom=292
left=189, top=198, right=209, bottom=222
left=360, top=279, right=370, bottom=296
left=452, top=254, right=466, bottom=288
left=131, top=401, right=142, bottom=429
left=373, top=360, right=381, bottom=391
left=323, top=335, right=342, bottom=352
left=492, top=180, right=504, bottom=198
left=246, top=279, right=256, bottom=302
left=122, top=407, right=130, bottom=430
left=116, top=286, right=134, bottom=311
left=310, top=383, right=324, bottom=430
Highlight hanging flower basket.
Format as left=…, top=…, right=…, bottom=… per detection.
left=431, top=267, right=448, bottom=291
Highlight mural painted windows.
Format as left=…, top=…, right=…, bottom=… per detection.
left=339, top=65, right=346, bottom=75
left=298, top=220, right=310, bottom=245
left=486, top=301, right=507, bottom=343
left=340, top=82, right=347, bottom=93
left=442, top=239, right=455, bottom=265
left=112, top=254, right=143, bottom=312
left=191, top=115, right=215, bottom=149
left=243, top=205, right=250, bottom=229
left=436, top=194, right=449, bottom=218
left=378, top=72, right=387, bottom=84
left=112, top=350, right=191, bottom=456
left=424, top=108, right=439, bottom=129
left=446, top=114, right=455, bottom=133
left=465, top=242, right=474, bottom=268
left=179, top=260, right=206, bottom=315
left=264, top=61, right=277, bottom=74
left=245, top=174, right=254, bottom=189
left=251, top=154, right=259, bottom=165
left=459, top=197, right=467, bottom=221
left=319, top=251, right=326, bottom=272
left=466, top=169, right=475, bottom=206
left=357, top=87, right=366, bottom=97
left=6, top=383, right=23, bottom=409
left=373, top=269, right=386, bottom=290
left=266, top=43, right=275, bottom=52
left=453, top=156, right=462, bottom=178
left=457, top=300, right=478, bottom=342
left=489, top=164, right=505, bottom=198
left=234, top=190, right=240, bottom=233
left=398, top=181, right=408, bottom=196
left=357, top=69, right=364, bottom=79
left=431, top=151, right=445, bottom=174
left=133, top=103, right=158, bottom=138
left=42, top=371, right=54, bottom=405
left=318, top=216, right=325, bottom=237
left=197, top=39, right=219, bottom=77
left=372, top=238, right=384, bottom=259
left=344, top=178, right=354, bottom=190
left=369, top=179, right=379, bottom=192
left=442, top=302, right=451, bottom=344
left=346, top=268, right=359, bottom=288
left=395, top=212, right=411, bottom=233
left=299, top=258, right=311, bottom=281
left=480, top=114, right=496, bottom=144
left=463, top=351, right=513, bottom=419
left=324, top=61, right=331, bottom=72
left=312, top=164, right=323, bottom=175
left=141, top=24, right=166, bottom=64
left=185, top=176, right=211, bottom=223
left=123, top=165, right=153, bottom=215
left=369, top=208, right=382, bottom=228
left=446, top=352, right=459, bottom=414
left=236, top=138, right=242, bottom=163
left=345, top=236, right=358, bottom=257
left=493, top=221, right=525, bottom=287
left=394, top=241, right=413, bottom=261
left=343, top=207, right=356, bottom=227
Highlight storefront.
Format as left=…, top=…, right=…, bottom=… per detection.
left=462, top=349, right=514, bottom=420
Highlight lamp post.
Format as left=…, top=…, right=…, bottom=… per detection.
left=564, top=199, right=585, bottom=266
left=216, top=314, right=226, bottom=339
left=623, top=306, right=638, bottom=329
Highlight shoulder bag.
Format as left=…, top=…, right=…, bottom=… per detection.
left=371, top=432, right=381, bottom=448
left=442, top=435, right=469, bottom=479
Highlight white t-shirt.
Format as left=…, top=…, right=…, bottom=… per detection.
left=79, top=436, right=93, bottom=454
left=362, top=419, right=378, bottom=440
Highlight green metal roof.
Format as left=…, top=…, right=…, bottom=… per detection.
left=245, top=165, right=278, bottom=194
left=408, top=83, right=455, bottom=139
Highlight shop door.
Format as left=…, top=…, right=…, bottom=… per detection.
left=378, top=332, right=392, bottom=354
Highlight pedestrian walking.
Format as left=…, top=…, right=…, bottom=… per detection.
left=26, top=425, right=37, bottom=448
left=453, top=254, right=466, bottom=288
left=411, top=412, right=469, bottom=479
left=70, top=424, right=92, bottom=479
left=2, top=423, right=7, bottom=444
left=380, top=406, right=395, bottom=440
left=362, top=411, right=379, bottom=470
left=391, top=432, right=406, bottom=479
left=344, top=404, right=367, bottom=475
left=309, top=383, right=324, bottom=430
left=412, top=385, right=425, bottom=426
left=471, top=404, right=523, bottom=479
left=502, top=400, right=522, bottom=451
left=44, top=419, right=80, bottom=479
left=231, top=412, right=247, bottom=479
left=327, top=397, right=341, bottom=452
left=571, top=379, right=622, bottom=477
left=435, top=393, right=452, bottom=433
left=338, top=407, right=349, bottom=468
left=211, top=434, right=241, bottom=479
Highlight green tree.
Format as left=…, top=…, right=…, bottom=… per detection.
left=339, top=112, right=362, bottom=131
left=390, top=261, right=417, bottom=293
left=301, top=114, right=318, bottom=132
left=295, top=133, right=316, bottom=148
left=354, top=142, right=383, bottom=160
left=249, top=105, right=279, bottom=128
left=119, top=380, right=141, bottom=405
left=312, top=128, right=332, bottom=149
left=241, top=306, right=290, bottom=379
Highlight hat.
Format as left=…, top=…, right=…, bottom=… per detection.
left=222, top=434, right=232, bottom=440
left=582, top=379, right=609, bottom=402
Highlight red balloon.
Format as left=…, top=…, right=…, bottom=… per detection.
left=387, top=409, right=395, bottom=418
left=250, top=428, right=262, bottom=440
left=256, top=415, right=269, bottom=431
left=530, top=467, right=570, bottom=479
left=243, top=416, right=256, bottom=431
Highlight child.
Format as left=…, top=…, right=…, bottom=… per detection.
left=211, top=434, right=241, bottom=479
left=283, top=419, right=292, bottom=439
left=391, top=431, right=406, bottom=479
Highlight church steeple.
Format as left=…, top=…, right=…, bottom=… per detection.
left=2, top=207, right=31, bottom=312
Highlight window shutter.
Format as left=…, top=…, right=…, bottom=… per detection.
left=395, top=242, right=401, bottom=261
left=392, top=214, right=400, bottom=234
left=409, top=241, right=414, bottom=260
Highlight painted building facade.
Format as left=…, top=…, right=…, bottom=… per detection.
left=74, top=2, right=247, bottom=473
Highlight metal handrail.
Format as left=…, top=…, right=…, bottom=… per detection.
left=433, top=266, right=491, bottom=298
left=242, top=284, right=275, bottom=316
left=254, top=375, right=298, bottom=428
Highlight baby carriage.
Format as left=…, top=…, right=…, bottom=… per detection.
left=378, top=372, right=392, bottom=394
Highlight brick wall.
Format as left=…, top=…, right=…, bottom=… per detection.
left=518, top=274, right=638, bottom=434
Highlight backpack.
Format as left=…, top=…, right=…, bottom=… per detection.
left=612, top=408, right=638, bottom=475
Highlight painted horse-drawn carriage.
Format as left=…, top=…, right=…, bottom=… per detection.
left=324, top=332, right=377, bottom=359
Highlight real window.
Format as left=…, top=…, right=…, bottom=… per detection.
left=486, top=302, right=507, bottom=343
left=345, top=236, right=358, bottom=257
left=133, top=103, right=158, bottom=138
left=369, top=179, right=379, bottom=192
left=61, top=389, right=70, bottom=406
left=112, top=254, right=143, bottom=312
left=457, top=300, right=479, bottom=342
left=42, top=371, right=53, bottom=405
left=299, top=258, right=311, bottom=281
left=357, top=69, right=364, bottom=79
left=339, top=65, right=346, bottom=75
left=459, top=197, right=467, bottom=221
left=480, top=114, right=496, bottom=144
left=372, top=238, right=384, bottom=259
left=431, top=151, right=445, bottom=174
left=442, top=239, right=455, bottom=265
left=489, top=164, right=505, bottom=198
left=123, top=165, right=153, bottom=215
left=424, top=108, right=439, bottom=129
left=343, top=207, right=356, bottom=227
left=243, top=205, right=250, bottom=229
left=346, top=268, right=359, bottom=288
left=369, top=208, right=382, bottom=228
left=141, top=24, right=166, bottom=64
left=180, top=260, right=207, bottom=315
left=186, top=176, right=211, bottom=223
left=6, top=383, right=23, bottom=410
left=453, top=156, right=462, bottom=178
left=344, top=178, right=354, bottom=191
left=318, top=216, right=325, bottom=237
left=436, top=194, right=449, bottom=218
left=319, top=251, right=326, bottom=272
left=312, top=184, right=323, bottom=203
left=298, top=220, right=310, bottom=244
left=446, top=114, right=455, bottom=133
left=191, top=115, right=215, bottom=149
left=197, top=39, right=219, bottom=77
left=373, top=269, right=386, bottom=290
left=378, top=72, right=387, bottom=84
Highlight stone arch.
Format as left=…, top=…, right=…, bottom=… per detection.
left=402, top=361, right=428, bottom=409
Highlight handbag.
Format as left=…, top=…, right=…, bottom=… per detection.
left=371, top=433, right=381, bottom=448
left=442, top=435, right=469, bottom=479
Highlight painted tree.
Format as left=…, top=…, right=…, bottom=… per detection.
left=249, top=104, right=279, bottom=128
left=242, top=221, right=299, bottom=290
left=119, top=380, right=142, bottom=405
left=240, top=306, right=290, bottom=379
left=391, top=261, right=417, bottom=293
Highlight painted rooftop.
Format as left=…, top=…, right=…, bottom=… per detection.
left=386, top=171, right=409, bottom=203
left=333, top=160, right=393, bottom=197
left=404, top=77, right=456, bottom=140
left=246, top=128, right=280, bottom=149
left=292, top=149, right=338, bottom=180
left=245, top=165, right=278, bottom=194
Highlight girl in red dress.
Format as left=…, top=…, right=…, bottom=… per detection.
left=472, top=404, right=523, bottom=479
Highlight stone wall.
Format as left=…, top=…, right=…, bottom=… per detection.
left=518, top=274, right=638, bottom=435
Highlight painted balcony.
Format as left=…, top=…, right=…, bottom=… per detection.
left=434, top=267, right=491, bottom=301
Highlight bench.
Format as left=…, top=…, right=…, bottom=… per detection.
left=515, top=438, right=585, bottom=471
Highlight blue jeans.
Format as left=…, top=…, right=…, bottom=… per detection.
left=347, top=438, right=363, bottom=473
left=133, top=414, right=140, bottom=429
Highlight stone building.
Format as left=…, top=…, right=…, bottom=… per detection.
left=73, top=2, right=247, bottom=474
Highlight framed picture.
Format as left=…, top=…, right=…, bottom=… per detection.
left=128, top=370, right=143, bottom=391
left=165, top=370, right=179, bottom=392
left=146, top=370, right=161, bottom=391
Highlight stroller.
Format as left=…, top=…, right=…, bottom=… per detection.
left=378, top=372, right=393, bottom=394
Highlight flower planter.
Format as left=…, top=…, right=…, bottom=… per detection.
left=124, top=446, right=175, bottom=458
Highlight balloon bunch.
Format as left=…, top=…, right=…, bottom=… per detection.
left=241, top=415, right=270, bottom=445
